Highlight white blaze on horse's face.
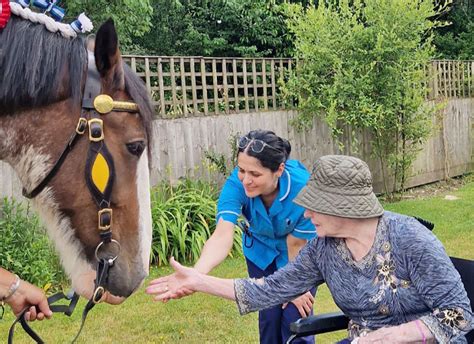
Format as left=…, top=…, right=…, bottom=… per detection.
left=137, top=149, right=153, bottom=276
left=0, top=17, right=154, bottom=303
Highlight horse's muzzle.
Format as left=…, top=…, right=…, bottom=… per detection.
left=103, top=256, right=148, bottom=298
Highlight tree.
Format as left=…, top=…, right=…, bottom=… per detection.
left=63, top=0, right=153, bottom=51
left=434, top=0, right=474, bottom=59
left=133, top=0, right=295, bottom=57
left=283, top=0, right=450, bottom=195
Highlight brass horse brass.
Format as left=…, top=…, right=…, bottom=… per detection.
left=94, top=94, right=139, bottom=114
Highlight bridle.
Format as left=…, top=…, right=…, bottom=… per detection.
left=7, top=52, right=140, bottom=343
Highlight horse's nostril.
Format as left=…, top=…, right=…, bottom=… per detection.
left=126, top=141, right=145, bottom=157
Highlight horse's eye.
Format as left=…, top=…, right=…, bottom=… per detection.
left=126, top=141, right=145, bottom=157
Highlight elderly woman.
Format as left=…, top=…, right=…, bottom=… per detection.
left=146, top=155, right=473, bottom=343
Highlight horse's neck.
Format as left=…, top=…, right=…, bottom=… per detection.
left=0, top=101, right=77, bottom=191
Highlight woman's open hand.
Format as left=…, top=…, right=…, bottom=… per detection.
left=146, top=257, right=201, bottom=302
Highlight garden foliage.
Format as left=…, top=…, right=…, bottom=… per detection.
left=133, top=0, right=295, bottom=57
left=63, top=0, right=153, bottom=50
left=434, top=0, right=474, bottom=59
left=150, top=179, right=242, bottom=267
left=0, top=198, right=65, bottom=290
left=283, top=0, right=451, bottom=194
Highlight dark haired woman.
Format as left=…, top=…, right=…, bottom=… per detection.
left=150, top=130, right=317, bottom=344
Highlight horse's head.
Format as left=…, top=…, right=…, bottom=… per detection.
left=0, top=15, right=154, bottom=303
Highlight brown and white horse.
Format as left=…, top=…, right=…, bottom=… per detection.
left=0, top=11, right=153, bottom=304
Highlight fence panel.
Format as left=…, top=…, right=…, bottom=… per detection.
left=123, top=57, right=473, bottom=118
left=2, top=97, right=472, bottom=200
left=2, top=59, right=473, bottom=200
left=122, top=56, right=295, bottom=118
left=428, top=60, right=474, bottom=99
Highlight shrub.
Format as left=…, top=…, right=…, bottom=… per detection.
left=0, top=198, right=66, bottom=290
left=283, top=0, right=450, bottom=195
left=150, top=179, right=243, bottom=266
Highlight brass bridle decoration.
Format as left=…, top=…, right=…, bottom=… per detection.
left=94, top=94, right=139, bottom=114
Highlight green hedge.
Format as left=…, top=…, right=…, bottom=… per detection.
left=0, top=198, right=66, bottom=290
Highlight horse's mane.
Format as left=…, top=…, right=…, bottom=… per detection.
left=0, top=15, right=154, bottom=143
left=0, top=15, right=87, bottom=115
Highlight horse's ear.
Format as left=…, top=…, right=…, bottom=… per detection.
left=94, top=19, right=125, bottom=91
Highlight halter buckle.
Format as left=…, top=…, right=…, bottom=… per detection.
left=92, top=286, right=105, bottom=304
left=98, top=208, right=113, bottom=231
left=75, top=117, right=88, bottom=135
left=88, top=118, right=104, bottom=142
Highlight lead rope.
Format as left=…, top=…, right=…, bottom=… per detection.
left=71, top=258, right=112, bottom=344
left=7, top=257, right=113, bottom=344
left=8, top=292, right=80, bottom=344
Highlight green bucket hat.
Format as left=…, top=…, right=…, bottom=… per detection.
left=294, top=155, right=384, bottom=219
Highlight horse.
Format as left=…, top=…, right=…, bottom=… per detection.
left=0, top=7, right=154, bottom=306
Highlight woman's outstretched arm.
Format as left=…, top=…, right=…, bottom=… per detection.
left=147, top=239, right=323, bottom=315
left=146, top=257, right=236, bottom=301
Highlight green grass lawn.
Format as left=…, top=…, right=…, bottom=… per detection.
left=1, top=177, right=473, bottom=343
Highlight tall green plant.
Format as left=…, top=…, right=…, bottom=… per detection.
left=150, top=179, right=242, bottom=267
left=204, top=132, right=240, bottom=179
left=0, top=198, right=66, bottom=290
left=283, top=0, right=450, bottom=195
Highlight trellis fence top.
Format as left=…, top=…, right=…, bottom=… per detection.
left=122, top=56, right=474, bottom=118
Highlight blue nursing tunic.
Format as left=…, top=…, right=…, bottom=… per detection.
left=216, top=159, right=317, bottom=270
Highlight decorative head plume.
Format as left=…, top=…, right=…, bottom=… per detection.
left=10, top=0, right=93, bottom=37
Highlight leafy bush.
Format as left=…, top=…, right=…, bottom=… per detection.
left=150, top=179, right=243, bottom=266
left=283, top=0, right=450, bottom=195
left=0, top=198, right=66, bottom=290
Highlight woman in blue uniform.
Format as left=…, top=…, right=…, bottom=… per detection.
left=154, top=130, right=317, bottom=344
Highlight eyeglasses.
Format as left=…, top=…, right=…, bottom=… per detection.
left=237, top=136, right=282, bottom=154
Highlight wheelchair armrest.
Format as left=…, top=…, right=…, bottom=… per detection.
left=290, top=311, right=349, bottom=337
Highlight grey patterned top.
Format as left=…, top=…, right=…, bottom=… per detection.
left=234, top=211, right=473, bottom=343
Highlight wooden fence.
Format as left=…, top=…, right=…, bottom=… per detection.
left=123, top=56, right=474, bottom=118
left=428, top=60, right=474, bottom=99
left=2, top=97, right=472, bottom=199
left=122, top=56, right=294, bottom=118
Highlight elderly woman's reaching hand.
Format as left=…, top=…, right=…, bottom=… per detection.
left=146, top=257, right=236, bottom=302
left=147, top=257, right=198, bottom=301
